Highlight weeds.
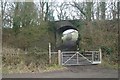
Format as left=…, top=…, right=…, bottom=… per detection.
left=2, top=47, right=64, bottom=74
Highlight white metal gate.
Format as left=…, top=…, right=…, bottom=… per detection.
left=61, top=49, right=102, bottom=65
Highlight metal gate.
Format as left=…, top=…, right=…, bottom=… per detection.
left=61, top=49, right=102, bottom=65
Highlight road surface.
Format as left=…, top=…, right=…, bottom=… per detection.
left=2, top=65, right=118, bottom=78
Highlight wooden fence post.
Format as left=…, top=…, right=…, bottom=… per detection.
left=99, top=48, right=102, bottom=63
left=58, top=50, right=61, bottom=65
left=49, top=43, right=51, bottom=64
left=92, top=52, right=94, bottom=63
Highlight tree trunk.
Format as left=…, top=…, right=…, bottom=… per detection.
left=86, top=2, right=92, bottom=21
left=96, top=2, right=100, bottom=20
left=45, top=2, right=49, bottom=21
left=101, top=2, right=106, bottom=20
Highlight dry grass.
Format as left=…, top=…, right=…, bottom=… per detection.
left=2, top=47, right=64, bottom=74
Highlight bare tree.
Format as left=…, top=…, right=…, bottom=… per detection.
left=1, top=1, right=8, bottom=27
left=39, top=2, right=46, bottom=21
left=38, top=1, right=55, bottom=21
left=70, top=2, right=86, bottom=19
left=54, top=2, right=68, bottom=20
left=100, top=2, right=106, bottom=20
left=97, top=2, right=100, bottom=20
left=111, top=2, right=118, bottom=20
left=85, top=2, right=93, bottom=21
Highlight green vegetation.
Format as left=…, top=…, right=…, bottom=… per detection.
left=2, top=1, right=119, bottom=74
left=2, top=20, right=118, bottom=73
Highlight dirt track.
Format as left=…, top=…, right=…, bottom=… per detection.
left=3, top=65, right=118, bottom=78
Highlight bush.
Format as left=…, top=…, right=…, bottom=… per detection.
left=101, top=46, right=113, bottom=55
left=8, top=21, right=53, bottom=51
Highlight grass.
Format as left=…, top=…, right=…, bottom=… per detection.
left=2, top=47, right=66, bottom=74
left=100, top=59, right=118, bottom=70
left=44, top=64, right=66, bottom=72
left=2, top=64, right=65, bottom=74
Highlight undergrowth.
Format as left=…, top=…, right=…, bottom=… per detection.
left=2, top=47, right=65, bottom=74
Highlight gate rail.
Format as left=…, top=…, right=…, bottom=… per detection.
left=60, top=49, right=102, bottom=65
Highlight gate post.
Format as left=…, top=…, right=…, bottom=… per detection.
left=92, top=52, right=94, bottom=63
left=58, top=50, right=61, bottom=65
left=99, top=48, right=102, bottom=63
left=49, top=43, right=51, bottom=64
